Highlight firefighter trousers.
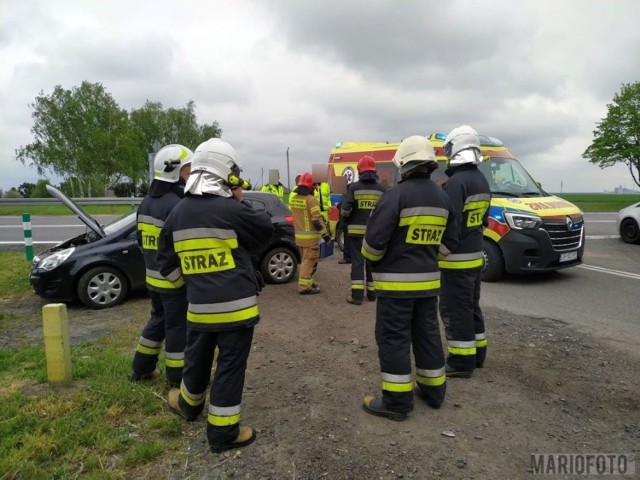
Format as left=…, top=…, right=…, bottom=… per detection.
left=347, top=236, right=373, bottom=300
left=132, top=290, right=188, bottom=386
left=439, top=269, right=486, bottom=371
left=297, top=243, right=319, bottom=292
left=177, top=326, right=254, bottom=447
left=376, top=296, right=446, bottom=412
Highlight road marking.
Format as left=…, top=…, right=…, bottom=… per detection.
left=0, top=241, right=63, bottom=245
left=579, top=264, right=640, bottom=280
left=585, top=235, right=619, bottom=239
left=0, top=225, right=85, bottom=228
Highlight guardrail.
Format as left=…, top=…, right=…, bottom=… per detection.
left=0, top=197, right=143, bottom=205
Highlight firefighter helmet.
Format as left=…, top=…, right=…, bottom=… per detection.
left=393, top=135, right=438, bottom=175
left=190, top=138, right=242, bottom=181
left=357, top=155, right=376, bottom=173
left=443, top=125, right=481, bottom=162
left=298, top=172, right=315, bottom=188
left=153, top=144, right=194, bottom=183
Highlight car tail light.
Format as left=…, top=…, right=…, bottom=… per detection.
left=285, top=215, right=294, bottom=225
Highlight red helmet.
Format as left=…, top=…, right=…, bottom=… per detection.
left=358, top=155, right=376, bottom=173
left=298, top=172, right=314, bottom=188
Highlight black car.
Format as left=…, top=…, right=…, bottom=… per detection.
left=30, top=186, right=299, bottom=309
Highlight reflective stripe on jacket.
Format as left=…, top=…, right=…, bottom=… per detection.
left=290, top=193, right=327, bottom=247
left=341, top=179, right=386, bottom=237
left=157, top=194, right=274, bottom=331
left=362, top=172, right=459, bottom=298
left=137, top=185, right=185, bottom=293
left=440, top=165, right=491, bottom=271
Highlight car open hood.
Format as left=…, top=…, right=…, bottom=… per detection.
left=46, top=185, right=106, bottom=238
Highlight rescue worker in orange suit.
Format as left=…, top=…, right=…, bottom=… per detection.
left=361, top=136, right=458, bottom=420
left=130, top=144, right=193, bottom=387
left=290, top=172, right=331, bottom=294
left=439, top=125, right=492, bottom=377
left=340, top=155, right=386, bottom=305
left=158, top=138, right=274, bottom=453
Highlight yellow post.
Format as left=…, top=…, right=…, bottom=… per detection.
left=42, top=303, right=73, bottom=386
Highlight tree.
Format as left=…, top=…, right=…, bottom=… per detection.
left=4, top=188, right=21, bottom=198
left=583, top=82, right=640, bottom=189
left=16, top=81, right=138, bottom=196
left=18, top=182, right=36, bottom=198
left=129, top=100, right=222, bottom=182
left=30, top=179, right=53, bottom=198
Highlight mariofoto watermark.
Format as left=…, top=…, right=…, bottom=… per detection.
left=530, top=453, right=635, bottom=476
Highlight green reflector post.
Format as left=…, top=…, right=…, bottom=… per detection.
left=22, top=213, right=33, bottom=261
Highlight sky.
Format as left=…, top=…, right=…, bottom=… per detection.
left=1, top=0, right=639, bottom=194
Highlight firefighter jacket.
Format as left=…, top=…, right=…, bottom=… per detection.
left=290, top=187, right=328, bottom=247
left=313, top=182, right=331, bottom=212
left=261, top=183, right=285, bottom=200
left=340, top=172, right=386, bottom=237
left=362, top=172, right=459, bottom=298
left=440, top=164, right=491, bottom=271
left=157, top=194, right=274, bottom=332
left=137, top=181, right=185, bottom=294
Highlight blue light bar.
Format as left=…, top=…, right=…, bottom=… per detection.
left=335, top=142, right=342, bottom=148
left=434, top=133, right=447, bottom=141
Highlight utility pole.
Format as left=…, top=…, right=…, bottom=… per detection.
left=286, top=147, right=291, bottom=190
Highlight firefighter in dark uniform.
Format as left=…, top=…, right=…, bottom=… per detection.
left=130, top=144, right=193, bottom=387
left=439, top=125, right=492, bottom=377
left=158, top=138, right=274, bottom=453
left=340, top=155, right=386, bottom=305
left=361, top=136, right=459, bottom=420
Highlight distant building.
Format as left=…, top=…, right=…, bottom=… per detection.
left=613, top=185, right=639, bottom=194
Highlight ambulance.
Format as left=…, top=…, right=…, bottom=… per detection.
left=327, top=133, right=585, bottom=281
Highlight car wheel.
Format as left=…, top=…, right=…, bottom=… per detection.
left=77, top=266, right=129, bottom=309
left=261, top=247, right=298, bottom=284
left=336, top=228, right=345, bottom=252
left=620, top=218, right=640, bottom=244
left=482, top=241, right=504, bottom=282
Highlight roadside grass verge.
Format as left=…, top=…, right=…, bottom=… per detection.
left=0, top=323, right=183, bottom=478
left=0, top=204, right=135, bottom=216
left=0, top=251, right=32, bottom=303
left=554, top=193, right=640, bottom=212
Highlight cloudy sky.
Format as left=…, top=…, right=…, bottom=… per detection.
left=1, top=0, right=639, bottom=194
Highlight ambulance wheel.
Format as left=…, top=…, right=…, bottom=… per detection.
left=77, top=266, right=129, bottom=309
left=336, top=228, right=345, bottom=252
left=482, top=242, right=504, bottom=282
left=261, top=247, right=298, bottom=284
left=620, top=218, right=640, bottom=244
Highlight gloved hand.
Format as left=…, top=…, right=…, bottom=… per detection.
left=322, top=234, right=332, bottom=245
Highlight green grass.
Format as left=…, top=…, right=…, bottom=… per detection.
left=0, top=325, right=184, bottom=478
left=0, top=204, right=135, bottom=216
left=553, top=193, right=640, bottom=212
left=0, top=251, right=33, bottom=301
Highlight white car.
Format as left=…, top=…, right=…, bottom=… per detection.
left=617, top=202, right=640, bottom=244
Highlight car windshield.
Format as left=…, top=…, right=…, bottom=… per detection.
left=103, top=212, right=136, bottom=235
left=478, top=157, right=546, bottom=197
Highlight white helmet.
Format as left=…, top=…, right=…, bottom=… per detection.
left=443, top=125, right=481, bottom=164
left=190, top=138, right=242, bottom=180
left=153, top=144, right=194, bottom=183
left=393, top=135, right=438, bottom=175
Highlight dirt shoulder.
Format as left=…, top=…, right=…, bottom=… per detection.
left=2, top=256, right=638, bottom=479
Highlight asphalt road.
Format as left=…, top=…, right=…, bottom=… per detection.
left=1, top=212, right=638, bottom=354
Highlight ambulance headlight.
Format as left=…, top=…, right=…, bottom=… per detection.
left=504, top=212, right=542, bottom=230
